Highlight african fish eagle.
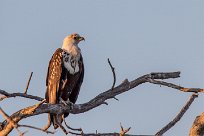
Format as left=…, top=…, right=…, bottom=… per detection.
left=45, top=33, right=85, bottom=129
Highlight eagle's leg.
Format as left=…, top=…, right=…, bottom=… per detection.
left=59, top=98, right=67, bottom=105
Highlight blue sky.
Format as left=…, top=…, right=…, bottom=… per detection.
left=0, top=0, right=204, bottom=135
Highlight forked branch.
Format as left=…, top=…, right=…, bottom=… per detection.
left=0, top=71, right=203, bottom=135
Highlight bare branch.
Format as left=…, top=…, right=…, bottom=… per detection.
left=0, top=89, right=43, bottom=101
left=70, top=72, right=182, bottom=114
left=108, top=58, right=116, bottom=90
left=0, top=108, right=17, bottom=129
left=83, top=124, right=151, bottom=136
left=64, top=119, right=82, bottom=132
left=84, top=131, right=153, bottom=136
left=180, top=88, right=204, bottom=93
left=64, top=119, right=84, bottom=135
left=155, top=93, right=198, bottom=136
left=83, top=133, right=151, bottom=136
left=148, top=79, right=204, bottom=93
left=18, top=124, right=55, bottom=134
left=0, top=100, right=46, bottom=135
left=108, top=58, right=119, bottom=101
left=120, top=123, right=131, bottom=136
left=24, top=72, right=33, bottom=94
left=0, top=107, right=23, bottom=136
left=189, top=112, right=204, bottom=136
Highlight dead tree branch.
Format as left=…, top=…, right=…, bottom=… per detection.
left=0, top=99, right=46, bottom=135
left=148, top=79, right=204, bottom=93
left=18, top=124, right=55, bottom=134
left=24, top=72, right=33, bottom=94
left=155, top=93, right=198, bottom=136
left=83, top=133, right=152, bottom=136
left=84, top=131, right=153, bottom=136
left=119, top=123, right=131, bottom=136
left=0, top=108, right=24, bottom=136
left=107, top=58, right=118, bottom=101
left=83, top=124, right=151, bottom=136
left=0, top=89, right=43, bottom=101
left=108, top=58, right=116, bottom=90
left=0, top=71, right=203, bottom=135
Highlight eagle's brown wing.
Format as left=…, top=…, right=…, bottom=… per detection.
left=45, top=48, right=63, bottom=129
left=45, top=48, right=63, bottom=104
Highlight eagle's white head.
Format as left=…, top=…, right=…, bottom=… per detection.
left=62, top=33, right=85, bottom=55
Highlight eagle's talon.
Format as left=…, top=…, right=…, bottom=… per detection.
left=60, top=98, right=74, bottom=110
left=59, top=98, right=67, bottom=105
left=66, top=99, right=74, bottom=110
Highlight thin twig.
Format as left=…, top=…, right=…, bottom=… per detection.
left=83, top=133, right=152, bottom=136
left=108, top=58, right=116, bottom=90
left=155, top=93, right=198, bottom=136
left=112, top=96, right=119, bottom=101
left=0, top=108, right=17, bottom=128
left=0, top=89, right=43, bottom=101
left=147, top=79, right=204, bottom=93
left=120, top=123, right=131, bottom=136
left=64, top=119, right=84, bottom=135
left=35, top=99, right=46, bottom=108
left=18, top=124, right=55, bottom=134
left=64, top=119, right=82, bottom=131
left=24, top=72, right=33, bottom=94
left=68, top=131, right=83, bottom=136
left=20, top=130, right=28, bottom=136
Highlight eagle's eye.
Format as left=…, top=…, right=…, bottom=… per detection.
left=74, top=36, right=78, bottom=40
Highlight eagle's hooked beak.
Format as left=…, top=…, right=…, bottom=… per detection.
left=79, top=36, right=85, bottom=41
